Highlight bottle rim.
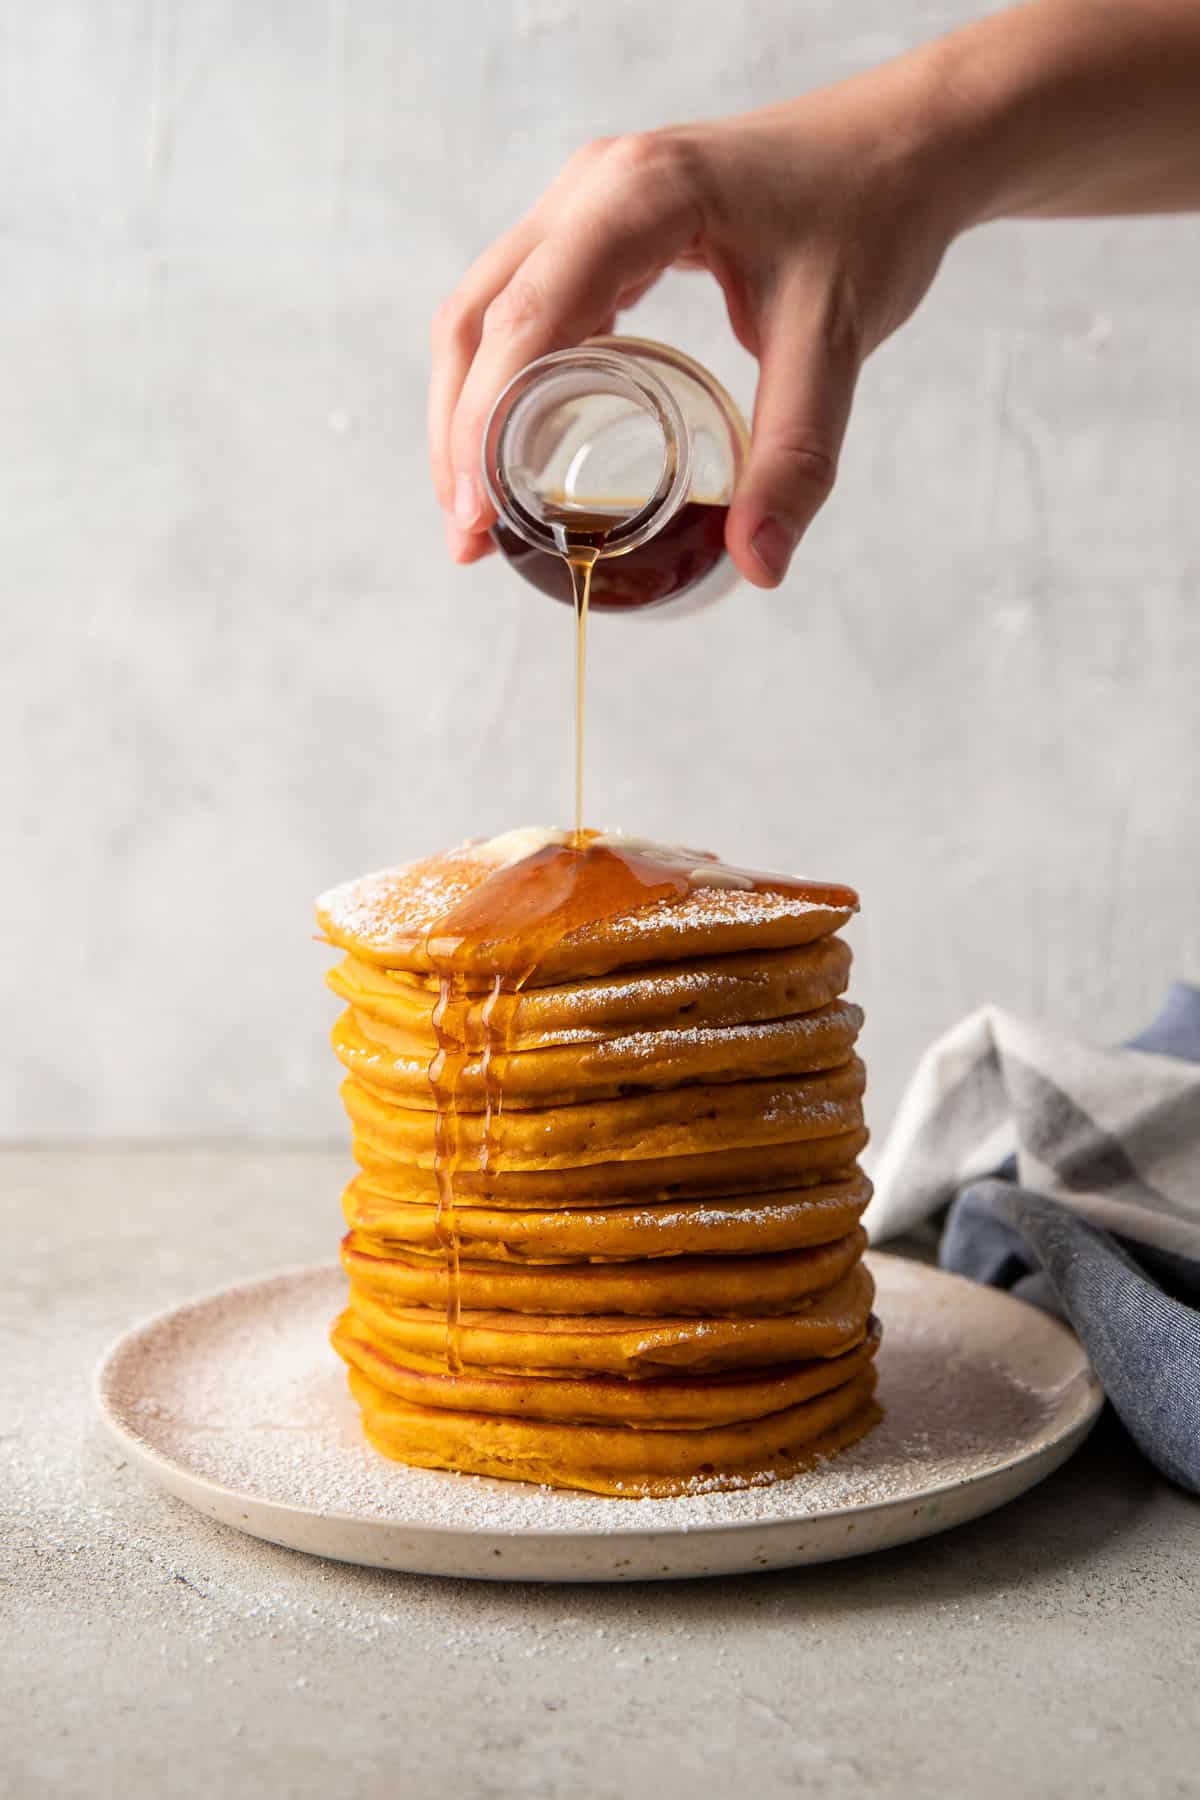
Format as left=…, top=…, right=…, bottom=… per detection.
left=481, top=344, right=693, bottom=558
left=589, top=335, right=751, bottom=465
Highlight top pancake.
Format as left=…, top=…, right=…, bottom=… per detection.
left=316, top=830, right=858, bottom=984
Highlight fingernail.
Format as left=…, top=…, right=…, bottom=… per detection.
left=454, top=472, right=483, bottom=531
left=750, top=515, right=801, bottom=583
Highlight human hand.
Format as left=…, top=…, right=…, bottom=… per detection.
left=429, top=50, right=969, bottom=588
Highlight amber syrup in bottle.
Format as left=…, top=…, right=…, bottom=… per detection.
left=493, top=499, right=731, bottom=612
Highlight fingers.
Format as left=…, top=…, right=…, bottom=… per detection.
left=429, top=220, right=542, bottom=560
left=446, top=134, right=703, bottom=541
left=725, top=272, right=862, bottom=589
left=443, top=510, right=496, bottom=565
left=430, top=139, right=621, bottom=558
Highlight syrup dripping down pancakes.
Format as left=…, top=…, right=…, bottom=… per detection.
left=318, top=829, right=880, bottom=1496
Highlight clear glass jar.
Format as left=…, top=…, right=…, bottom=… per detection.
left=482, top=336, right=749, bottom=616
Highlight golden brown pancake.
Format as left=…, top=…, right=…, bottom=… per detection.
left=342, top=1225, right=868, bottom=1318
left=347, top=1362, right=881, bottom=1496
left=344, top=1262, right=876, bottom=1376
left=333, top=999, right=864, bottom=1109
left=319, top=831, right=879, bottom=1494
left=316, top=834, right=858, bottom=983
left=333, top=1314, right=881, bottom=1426
left=342, top=1168, right=872, bottom=1261
left=344, top=1059, right=866, bottom=1171
left=347, top=1087, right=868, bottom=1203
left=327, top=935, right=853, bottom=1048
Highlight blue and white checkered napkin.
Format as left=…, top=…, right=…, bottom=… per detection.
left=863, top=983, right=1200, bottom=1494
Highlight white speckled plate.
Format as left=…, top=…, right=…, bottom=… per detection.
left=95, top=1253, right=1102, bottom=1582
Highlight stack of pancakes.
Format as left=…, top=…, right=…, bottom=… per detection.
left=318, top=830, right=879, bottom=1496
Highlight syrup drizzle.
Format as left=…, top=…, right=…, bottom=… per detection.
left=423, top=501, right=854, bottom=1372
left=422, top=833, right=856, bottom=1373
left=547, top=511, right=606, bottom=844
left=434, top=499, right=607, bottom=1366
left=423, top=839, right=690, bottom=1371
left=428, top=972, right=467, bottom=1370
left=572, top=560, right=591, bottom=845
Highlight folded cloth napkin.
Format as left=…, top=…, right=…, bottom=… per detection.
left=863, top=983, right=1200, bottom=1495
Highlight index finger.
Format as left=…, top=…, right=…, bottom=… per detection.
left=429, top=138, right=620, bottom=544
left=428, top=220, right=543, bottom=516
left=449, top=134, right=704, bottom=532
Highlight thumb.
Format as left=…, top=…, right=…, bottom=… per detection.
left=725, top=281, right=861, bottom=588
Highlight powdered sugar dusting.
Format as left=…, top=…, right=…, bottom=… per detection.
left=316, top=860, right=474, bottom=947
left=101, top=1260, right=1078, bottom=1537
left=583, top=1003, right=860, bottom=1065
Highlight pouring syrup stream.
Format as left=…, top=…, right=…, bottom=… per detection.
left=423, top=506, right=853, bottom=1373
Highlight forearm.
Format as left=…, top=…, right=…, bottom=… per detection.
left=923, top=0, right=1200, bottom=223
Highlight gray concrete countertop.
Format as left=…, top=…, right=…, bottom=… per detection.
left=3, top=1147, right=1196, bottom=1800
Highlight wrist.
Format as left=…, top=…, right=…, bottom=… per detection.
left=834, top=30, right=1006, bottom=254
left=894, top=27, right=1024, bottom=236
left=912, top=0, right=1200, bottom=226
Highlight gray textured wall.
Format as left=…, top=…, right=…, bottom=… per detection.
left=4, top=0, right=1198, bottom=1143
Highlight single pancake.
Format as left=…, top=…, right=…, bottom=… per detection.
left=344, top=1263, right=876, bottom=1376
left=342, top=1226, right=867, bottom=1318
left=332, top=998, right=864, bottom=1109
left=326, top=935, right=853, bottom=1048
left=317, top=832, right=858, bottom=984
left=347, top=1362, right=881, bottom=1495
left=342, top=1169, right=872, bottom=1262
left=347, top=1083, right=868, bottom=1202
left=343, top=1058, right=866, bottom=1170
left=333, top=1314, right=881, bottom=1426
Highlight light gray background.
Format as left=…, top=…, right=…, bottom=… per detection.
left=4, top=0, right=1198, bottom=1142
